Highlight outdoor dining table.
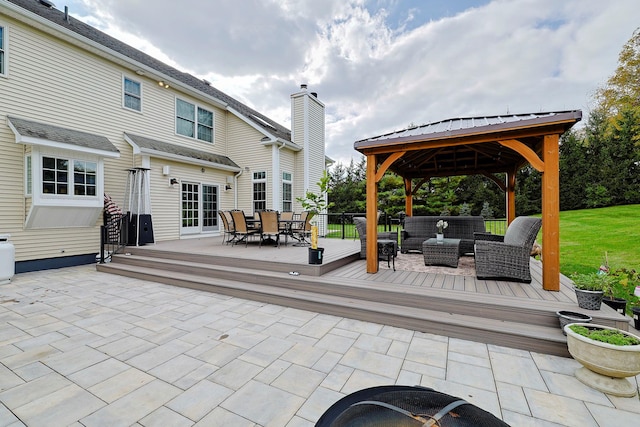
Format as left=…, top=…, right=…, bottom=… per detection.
left=279, top=219, right=308, bottom=246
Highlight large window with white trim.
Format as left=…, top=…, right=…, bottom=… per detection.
left=0, top=24, right=6, bottom=76
left=42, top=156, right=97, bottom=196
left=282, top=171, right=292, bottom=211
left=252, top=171, right=266, bottom=212
left=176, top=98, right=214, bottom=142
left=123, top=77, right=142, bottom=111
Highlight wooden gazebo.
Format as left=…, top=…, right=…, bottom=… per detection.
left=353, top=110, right=582, bottom=291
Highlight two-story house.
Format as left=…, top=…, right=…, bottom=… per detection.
left=1, top=0, right=327, bottom=273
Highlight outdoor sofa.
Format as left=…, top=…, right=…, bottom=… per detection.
left=400, top=215, right=485, bottom=254
left=474, top=216, right=542, bottom=283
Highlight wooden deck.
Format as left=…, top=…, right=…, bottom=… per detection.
left=97, top=236, right=631, bottom=357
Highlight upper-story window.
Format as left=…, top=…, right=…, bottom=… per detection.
left=176, top=99, right=214, bottom=142
left=282, top=172, right=292, bottom=211
left=42, top=156, right=96, bottom=196
left=123, top=77, right=142, bottom=111
left=0, top=24, right=7, bottom=76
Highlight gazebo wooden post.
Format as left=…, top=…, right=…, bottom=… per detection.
left=506, top=168, right=517, bottom=224
left=366, top=154, right=379, bottom=273
left=541, top=134, right=561, bottom=291
left=404, top=178, right=413, bottom=216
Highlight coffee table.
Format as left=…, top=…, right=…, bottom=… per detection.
left=423, top=238, right=460, bottom=267
left=377, top=239, right=397, bottom=271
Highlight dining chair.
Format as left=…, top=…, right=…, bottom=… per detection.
left=258, top=210, right=280, bottom=247
left=230, top=210, right=258, bottom=247
left=218, top=211, right=235, bottom=245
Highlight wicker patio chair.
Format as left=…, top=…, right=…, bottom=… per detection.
left=258, top=210, right=280, bottom=247
left=474, top=216, right=542, bottom=283
left=230, top=210, right=259, bottom=247
left=353, top=217, right=398, bottom=260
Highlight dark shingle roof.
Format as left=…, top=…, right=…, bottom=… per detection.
left=6, top=0, right=292, bottom=142
left=124, top=133, right=240, bottom=170
left=7, top=116, right=119, bottom=155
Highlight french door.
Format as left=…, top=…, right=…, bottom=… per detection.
left=181, top=182, right=219, bottom=235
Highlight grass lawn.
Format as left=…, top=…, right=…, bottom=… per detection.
left=558, top=204, right=640, bottom=275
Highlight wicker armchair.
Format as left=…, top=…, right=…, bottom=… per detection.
left=474, top=216, right=542, bottom=283
left=353, top=217, right=398, bottom=259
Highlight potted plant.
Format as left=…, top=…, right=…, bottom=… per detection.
left=435, top=219, right=448, bottom=242
left=608, top=268, right=640, bottom=320
left=565, top=323, right=640, bottom=397
left=296, top=171, right=333, bottom=264
left=570, top=272, right=614, bottom=310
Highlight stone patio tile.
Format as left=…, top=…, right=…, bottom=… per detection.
left=239, top=311, right=281, bottom=329
left=586, top=402, right=640, bottom=427
left=446, top=359, right=496, bottom=392
left=320, top=364, right=353, bottom=391
left=312, top=351, right=343, bottom=374
left=8, top=313, right=59, bottom=331
left=194, top=407, right=255, bottom=427
left=43, top=345, right=110, bottom=376
left=88, top=367, right=154, bottom=403
left=280, top=342, right=326, bottom=367
left=95, top=335, right=156, bottom=359
left=126, top=339, right=193, bottom=371
left=607, top=390, right=640, bottom=413
left=532, top=352, right=581, bottom=376
left=296, top=317, right=340, bottom=339
left=238, top=336, right=294, bottom=367
left=67, top=358, right=130, bottom=388
left=166, top=380, right=233, bottom=421
left=196, top=341, right=244, bottom=367
left=401, top=359, right=446, bottom=379
left=272, top=364, right=325, bottom=398
left=378, top=325, right=414, bottom=342
left=524, top=388, right=598, bottom=427
left=296, top=386, right=344, bottom=424
left=81, top=380, right=181, bottom=426
left=280, top=307, right=317, bottom=323
left=420, top=377, right=502, bottom=420
left=335, top=318, right=383, bottom=335
left=0, top=402, right=22, bottom=426
left=540, top=370, right=612, bottom=406
left=218, top=329, right=267, bottom=349
left=12, top=361, right=53, bottom=382
left=0, top=344, right=60, bottom=370
left=396, top=369, right=421, bottom=386
left=340, top=369, right=396, bottom=395
left=448, top=337, right=490, bottom=359
left=12, top=384, right=105, bottom=427
left=148, top=354, right=206, bottom=384
left=140, top=406, right=194, bottom=427
left=502, top=409, right=566, bottom=426
left=405, top=336, right=448, bottom=368
left=496, top=381, right=530, bottom=415
left=144, top=327, right=189, bottom=346
left=387, top=340, right=409, bottom=359
left=314, top=333, right=355, bottom=354
left=340, top=347, right=403, bottom=379
left=489, top=351, right=547, bottom=390
left=262, top=322, right=299, bottom=338
left=173, top=362, right=219, bottom=390
left=0, top=362, right=24, bottom=391
left=448, top=348, right=491, bottom=368
left=0, top=372, right=69, bottom=409
left=220, top=380, right=305, bottom=427
left=353, top=334, right=392, bottom=353
left=208, top=359, right=263, bottom=390
left=13, top=331, right=67, bottom=351
left=254, top=359, right=291, bottom=384
left=330, top=327, right=359, bottom=339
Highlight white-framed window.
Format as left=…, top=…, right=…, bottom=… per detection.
left=42, top=156, right=97, bottom=196
left=176, top=98, right=214, bottom=142
left=282, top=171, right=292, bottom=211
left=0, top=23, right=7, bottom=76
left=123, top=76, right=142, bottom=111
left=253, top=171, right=266, bottom=212
left=25, top=155, right=32, bottom=196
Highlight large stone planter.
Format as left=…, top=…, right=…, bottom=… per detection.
left=565, top=323, right=640, bottom=397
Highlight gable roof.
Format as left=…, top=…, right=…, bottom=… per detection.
left=7, top=116, right=120, bottom=157
left=4, top=0, right=292, bottom=143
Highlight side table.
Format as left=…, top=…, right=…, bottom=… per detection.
left=423, top=238, right=460, bottom=267
left=377, top=239, right=397, bottom=271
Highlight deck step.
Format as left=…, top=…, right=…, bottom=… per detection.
left=99, top=256, right=572, bottom=356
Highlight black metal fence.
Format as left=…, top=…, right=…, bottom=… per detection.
left=99, top=212, right=129, bottom=263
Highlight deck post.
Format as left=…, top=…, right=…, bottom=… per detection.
left=541, top=134, right=560, bottom=291
left=366, top=154, right=379, bottom=273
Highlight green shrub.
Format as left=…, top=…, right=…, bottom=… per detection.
left=569, top=325, right=640, bottom=346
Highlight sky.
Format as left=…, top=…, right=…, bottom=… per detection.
left=61, top=0, right=638, bottom=166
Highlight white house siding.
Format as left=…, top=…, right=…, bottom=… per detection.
left=279, top=151, right=297, bottom=211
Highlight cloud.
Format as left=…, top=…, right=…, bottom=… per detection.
left=68, top=0, right=639, bottom=165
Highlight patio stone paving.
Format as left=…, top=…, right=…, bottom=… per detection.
left=1, top=265, right=639, bottom=426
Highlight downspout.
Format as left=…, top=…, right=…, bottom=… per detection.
left=233, top=169, right=244, bottom=209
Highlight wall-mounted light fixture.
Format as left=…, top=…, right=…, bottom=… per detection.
left=225, top=184, right=232, bottom=191
left=170, top=178, right=178, bottom=186
left=225, top=176, right=233, bottom=191
left=162, top=165, right=170, bottom=176
left=158, top=80, right=170, bottom=89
